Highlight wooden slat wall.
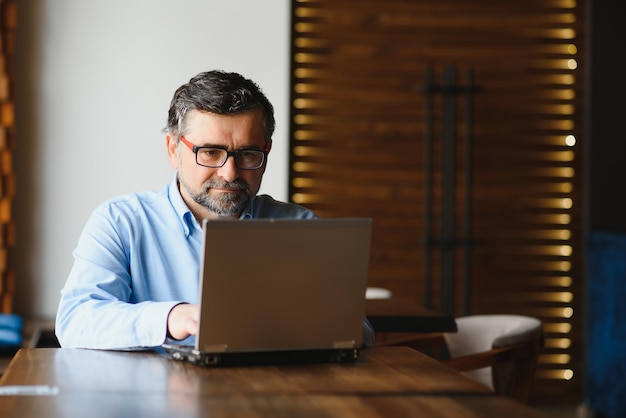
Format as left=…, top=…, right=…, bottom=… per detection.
left=0, top=0, right=16, bottom=313
left=290, top=0, right=584, bottom=403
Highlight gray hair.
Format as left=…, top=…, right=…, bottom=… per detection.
left=166, top=70, right=275, bottom=144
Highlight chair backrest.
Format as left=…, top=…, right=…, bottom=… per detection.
left=365, top=287, right=393, bottom=300
left=443, top=314, right=544, bottom=403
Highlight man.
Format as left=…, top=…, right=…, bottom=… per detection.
left=56, top=70, right=374, bottom=349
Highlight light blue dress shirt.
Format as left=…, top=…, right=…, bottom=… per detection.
left=55, top=175, right=318, bottom=349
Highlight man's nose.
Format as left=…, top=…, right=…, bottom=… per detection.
left=216, top=155, right=239, bottom=182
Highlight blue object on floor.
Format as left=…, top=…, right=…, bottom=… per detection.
left=0, top=328, right=21, bottom=348
left=0, top=314, right=23, bottom=351
left=0, top=314, right=23, bottom=332
left=586, top=232, right=626, bottom=418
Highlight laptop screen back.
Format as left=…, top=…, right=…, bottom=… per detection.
left=196, top=218, right=372, bottom=354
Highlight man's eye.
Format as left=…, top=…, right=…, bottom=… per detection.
left=200, top=149, right=223, bottom=158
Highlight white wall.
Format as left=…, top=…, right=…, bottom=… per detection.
left=13, top=0, right=291, bottom=318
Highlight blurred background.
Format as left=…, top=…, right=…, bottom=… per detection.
left=1, top=0, right=624, bottom=415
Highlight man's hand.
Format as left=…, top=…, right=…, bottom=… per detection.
left=167, top=303, right=199, bottom=341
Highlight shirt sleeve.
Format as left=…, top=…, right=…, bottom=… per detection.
left=55, top=205, right=181, bottom=349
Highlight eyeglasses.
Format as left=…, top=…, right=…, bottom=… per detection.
left=180, top=136, right=268, bottom=170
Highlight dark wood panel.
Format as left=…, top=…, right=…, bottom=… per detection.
left=290, top=0, right=584, bottom=404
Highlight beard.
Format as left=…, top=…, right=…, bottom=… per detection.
left=180, top=176, right=252, bottom=217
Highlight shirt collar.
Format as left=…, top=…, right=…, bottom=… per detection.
left=168, top=172, right=198, bottom=238
left=239, top=199, right=255, bottom=219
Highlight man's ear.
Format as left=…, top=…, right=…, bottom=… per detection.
left=166, top=134, right=179, bottom=169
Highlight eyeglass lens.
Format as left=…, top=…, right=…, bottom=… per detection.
left=196, top=148, right=264, bottom=169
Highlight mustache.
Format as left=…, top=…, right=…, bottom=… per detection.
left=204, top=178, right=248, bottom=192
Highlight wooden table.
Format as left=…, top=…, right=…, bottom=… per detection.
left=0, top=306, right=453, bottom=377
left=0, top=347, right=548, bottom=417
left=366, top=298, right=458, bottom=333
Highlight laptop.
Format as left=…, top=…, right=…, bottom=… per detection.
left=163, top=217, right=372, bottom=367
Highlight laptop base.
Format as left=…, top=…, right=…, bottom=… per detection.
left=163, top=344, right=359, bottom=367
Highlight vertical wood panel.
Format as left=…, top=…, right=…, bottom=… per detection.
left=290, top=0, right=583, bottom=403
left=0, top=0, right=16, bottom=313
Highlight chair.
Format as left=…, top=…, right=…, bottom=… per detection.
left=365, top=287, right=393, bottom=300
left=379, top=314, right=544, bottom=404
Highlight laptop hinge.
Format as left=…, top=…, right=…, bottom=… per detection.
left=333, top=340, right=356, bottom=349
